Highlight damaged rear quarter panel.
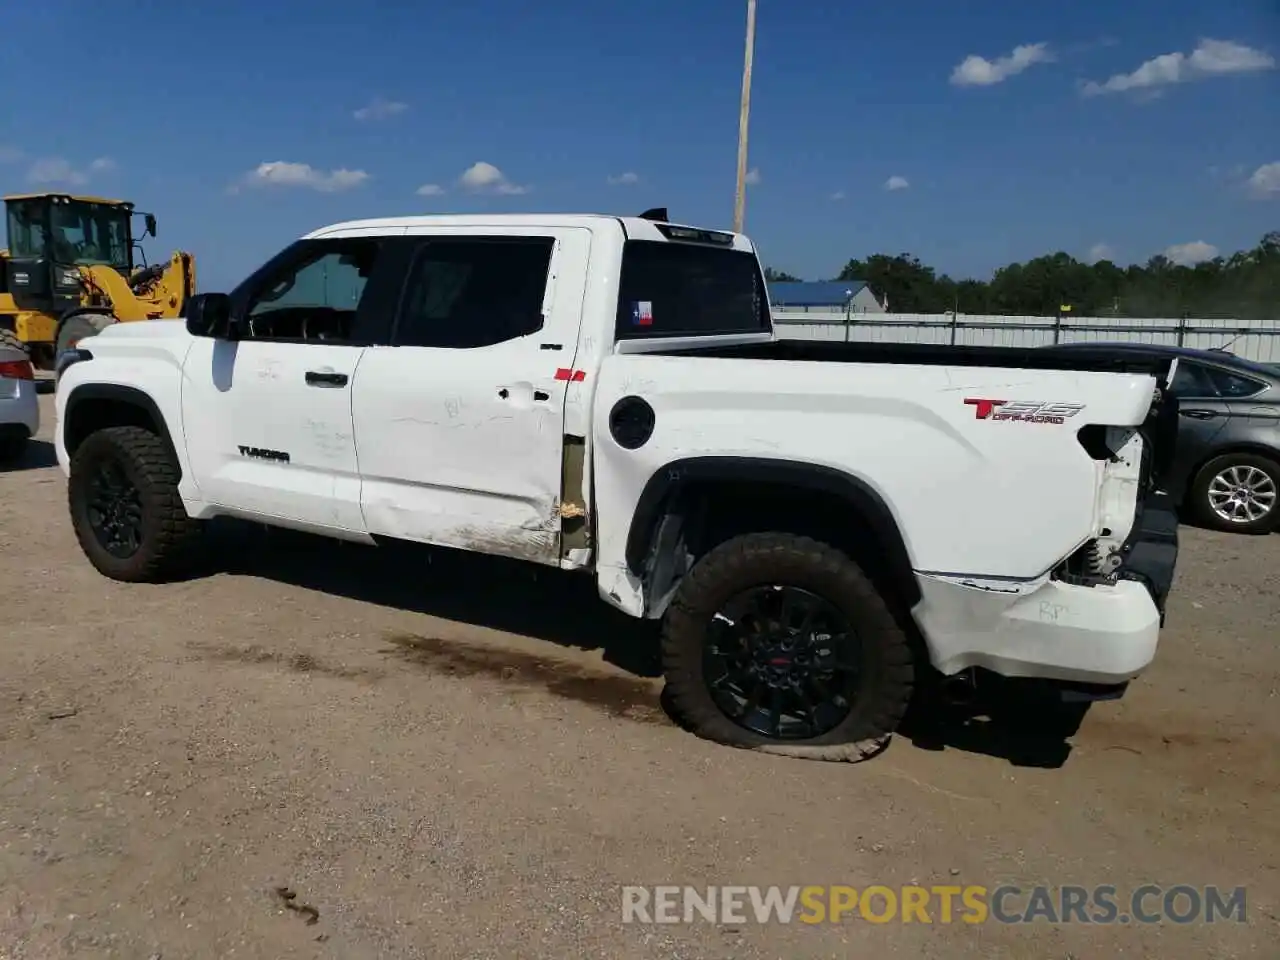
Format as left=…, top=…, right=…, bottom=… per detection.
left=590, top=352, right=1158, bottom=596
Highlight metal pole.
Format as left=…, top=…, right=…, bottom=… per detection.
left=733, top=0, right=757, bottom=234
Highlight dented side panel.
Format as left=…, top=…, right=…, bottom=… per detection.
left=350, top=226, right=595, bottom=566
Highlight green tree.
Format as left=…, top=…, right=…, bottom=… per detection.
left=830, top=233, right=1279, bottom=319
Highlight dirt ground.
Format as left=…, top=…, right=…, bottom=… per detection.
left=1, top=393, right=1277, bottom=959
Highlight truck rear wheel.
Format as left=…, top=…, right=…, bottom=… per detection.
left=68, top=426, right=201, bottom=582
left=660, top=533, right=915, bottom=762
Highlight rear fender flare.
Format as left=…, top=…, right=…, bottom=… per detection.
left=624, top=456, right=921, bottom=607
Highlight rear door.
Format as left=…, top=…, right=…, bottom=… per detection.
left=351, top=226, right=593, bottom=565
left=1200, top=361, right=1280, bottom=453
left=1165, top=359, right=1234, bottom=496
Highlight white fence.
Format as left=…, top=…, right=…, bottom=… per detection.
left=772, top=311, right=1280, bottom=365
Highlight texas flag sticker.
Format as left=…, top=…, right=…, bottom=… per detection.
left=631, top=301, right=654, bottom=326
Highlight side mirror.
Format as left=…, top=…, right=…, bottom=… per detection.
left=184, top=292, right=233, bottom=338
left=144, top=214, right=157, bottom=238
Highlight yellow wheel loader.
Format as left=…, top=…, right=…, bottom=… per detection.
left=0, top=192, right=195, bottom=370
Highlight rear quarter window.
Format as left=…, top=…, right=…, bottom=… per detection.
left=1205, top=367, right=1268, bottom=399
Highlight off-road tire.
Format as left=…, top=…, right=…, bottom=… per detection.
left=661, top=533, right=915, bottom=762
left=55, top=312, right=115, bottom=358
left=68, top=426, right=202, bottom=581
left=1189, top=452, right=1280, bottom=535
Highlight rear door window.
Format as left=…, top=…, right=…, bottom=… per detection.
left=615, top=240, right=769, bottom=339
left=394, top=237, right=553, bottom=348
left=1168, top=362, right=1220, bottom=398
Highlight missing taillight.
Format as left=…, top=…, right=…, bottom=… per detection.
left=1077, top=424, right=1117, bottom=460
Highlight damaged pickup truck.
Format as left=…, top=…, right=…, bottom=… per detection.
left=54, top=209, right=1180, bottom=761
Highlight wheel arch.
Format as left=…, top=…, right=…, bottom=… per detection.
left=63, top=383, right=181, bottom=479
left=624, top=456, right=921, bottom=615
left=1185, top=442, right=1280, bottom=496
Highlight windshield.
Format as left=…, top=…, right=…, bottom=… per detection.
left=49, top=201, right=131, bottom=269
left=615, top=239, right=770, bottom=339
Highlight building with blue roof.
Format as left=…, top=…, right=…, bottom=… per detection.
left=767, top=280, right=885, bottom=314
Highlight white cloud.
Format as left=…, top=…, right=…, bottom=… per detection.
left=1087, top=242, right=1115, bottom=263
left=237, top=161, right=370, bottom=193
left=458, top=161, right=529, bottom=195
left=951, top=42, right=1053, bottom=86
left=607, top=171, right=640, bottom=185
left=744, top=167, right=761, bottom=185
left=415, top=183, right=446, bottom=196
left=353, top=97, right=408, bottom=121
left=829, top=190, right=847, bottom=201
left=1247, top=161, right=1280, bottom=198
left=27, top=155, right=115, bottom=186
left=1163, top=240, right=1219, bottom=266
left=884, top=175, right=910, bottom=191
left=1081, top=38, right=1274, bottom=96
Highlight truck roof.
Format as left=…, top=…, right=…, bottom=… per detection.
left=303, top=213, right=757, bottom=252
left=4, top=192, right=130, bottom=205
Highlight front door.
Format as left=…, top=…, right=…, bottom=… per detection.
left=351, top=227, right=592, bottom=565
left=180, top=234, right=401, bottom=538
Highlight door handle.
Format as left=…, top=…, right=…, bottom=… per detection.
left=1180, top=409, right=1217, bottom=420
left=305, top=370, right=348, bottom=387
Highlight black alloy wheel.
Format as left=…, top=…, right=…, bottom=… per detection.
left=85, top=455, right=145, bottom=558
left=704, top=584, right=860, bottom=740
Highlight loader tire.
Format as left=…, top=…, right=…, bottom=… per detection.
left=68, top=425, right=201, bottom=582
left=55, top=312, right=115, bottom=358
left=661, top=533, right=914, bottom=762
left=0, top=328, right=25, bottom=354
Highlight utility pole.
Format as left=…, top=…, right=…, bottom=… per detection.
left=733, top=0, right=757, bottom=234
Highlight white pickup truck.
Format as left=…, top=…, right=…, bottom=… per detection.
left=54, top=210, right=1180, bottom=760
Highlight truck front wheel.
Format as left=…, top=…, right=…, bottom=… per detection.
left=660, top=533, right=915, bottom=761
left=68, top=426, right=201, bottom=582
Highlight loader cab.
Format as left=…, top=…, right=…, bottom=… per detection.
left=2, top=192, right=149, bottom=316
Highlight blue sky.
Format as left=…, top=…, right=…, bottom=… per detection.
left=2, top=0, right=1277, bottom=288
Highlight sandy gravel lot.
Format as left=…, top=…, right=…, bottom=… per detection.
left=1, top=393, right=1277, bottom=959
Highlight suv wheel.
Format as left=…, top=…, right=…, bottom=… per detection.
left=660, top=533, right=915, bottom=762
left=68, top=426, right=202, bottom=581
left=1190, top=452, right=1280, bottom=534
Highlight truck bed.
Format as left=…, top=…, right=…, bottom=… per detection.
left=658, top=339, right=1175, bottom=376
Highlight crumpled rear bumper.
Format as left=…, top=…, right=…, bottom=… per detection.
left=1116, top=491, right=1179, bottom=624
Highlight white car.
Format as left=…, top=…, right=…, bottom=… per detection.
left=53, top=210, right=1181, bottom=761
left=0, top=329, right=39, bottom=463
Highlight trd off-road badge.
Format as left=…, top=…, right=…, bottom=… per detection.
left=964, top=398, right=1085, bottom=425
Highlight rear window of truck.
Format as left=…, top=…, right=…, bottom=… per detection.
left=615, top=240, right=770, bottom=339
